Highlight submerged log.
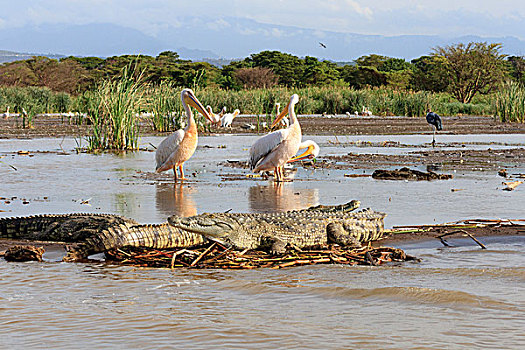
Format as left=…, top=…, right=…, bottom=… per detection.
left=372, top=167, right=453, bottom=181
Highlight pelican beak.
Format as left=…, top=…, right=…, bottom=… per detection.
left=288, top=144, right=317, bottom=163
left=271, top=101, right=290, bottom=128
left=185, top=92, right=213, bottom=122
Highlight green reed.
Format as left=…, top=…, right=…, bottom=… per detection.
left=147, top=81, right=184, bottom=132
left=83, top=64, right=146, bottom=151
left=494, top=81, right=525, bottom=123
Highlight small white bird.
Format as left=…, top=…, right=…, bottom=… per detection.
left=361, top=106, right=372, bottom=116
left=220, top=109, right=240, bottom=128
left=2, top=106, right=9, bottom=119
left=241, top=123, right=256, bottom=130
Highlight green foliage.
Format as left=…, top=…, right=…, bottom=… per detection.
left=410, top=55, right=448, bottom=92
left=432, top=42, right=507, bottom=103
left=494, top=81, right=525, bottom=123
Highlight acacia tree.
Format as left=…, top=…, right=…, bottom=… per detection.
left=233, top=67, right=278, bottom=89
left=432, top=42, right=506, bottom=103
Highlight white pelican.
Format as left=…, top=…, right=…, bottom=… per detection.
left=288, top=140, right=320, bottom=163
left=249, top=94, right=301, bottom=182
left=220, top=109, right=240, bottom=128
left=274, top=102, right=289, bottom=127
left=205, top=105, right=220, bottom=124
left=156, top=89, right=213, bottom=181
left=361, top=106, right=372, bottom=116
left=218, top=106, right=226, bottom=118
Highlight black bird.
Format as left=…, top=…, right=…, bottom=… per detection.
left=319, top=42, right=327, bottom=49
left=426, top=109, right=442, bottom=147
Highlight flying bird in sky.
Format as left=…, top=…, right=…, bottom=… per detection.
left=319, top=42, right=327, bottom=49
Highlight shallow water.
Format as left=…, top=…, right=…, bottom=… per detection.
left=0, top=134, right=524, bottom=349
left=1, top=134, right=524, bottom=226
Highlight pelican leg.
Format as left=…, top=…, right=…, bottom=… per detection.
left=173, top=167, right=179, bottom=181
left=274, top=167, right=282, bottom=182
left=432, top=126, right=436, bottom=147
left=178, top=165, right=189, bottom=181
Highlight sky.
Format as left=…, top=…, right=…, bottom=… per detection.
left=1, top=0, right=525, bottom=39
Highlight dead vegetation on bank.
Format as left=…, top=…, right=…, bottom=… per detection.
left=104, top=242, right=417, bottom=269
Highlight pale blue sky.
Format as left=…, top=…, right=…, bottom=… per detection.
left=1, top=0, right=524, bottom=39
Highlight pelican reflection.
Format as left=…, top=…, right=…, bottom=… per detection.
left=155, top=183, right=197, bottom=218
left=248, top=183, right=318, bottom=213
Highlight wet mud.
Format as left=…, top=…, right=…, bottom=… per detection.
left=2, top=114, right=525, bottom=139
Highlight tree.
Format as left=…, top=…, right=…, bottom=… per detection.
left=507, top=56, right=525, bottom=84
left=432, top=42, right=507, bottom=103
left=234, top=67, right=278, bottom=89
left=410, top=55, right=448, bottom=92
left=302, top=56, right=340, bottom=85
left=339, top=64, right=386, bottom=89
left=248, top=51, right=304, bottom=87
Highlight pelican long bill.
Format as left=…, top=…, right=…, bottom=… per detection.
left=271, top=101, right=290, bottom=128
left=185, top=92, right=213, bottom=123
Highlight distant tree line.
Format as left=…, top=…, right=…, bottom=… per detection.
left=0, top=42, right=524, bottom=103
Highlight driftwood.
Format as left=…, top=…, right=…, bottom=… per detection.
left=437, top=230, right=487, bottom=249
left=105, top=244, right=418, bottom=269
left=372, top=167, right=453, bottom=181
left=387, top=218, right=524, bottom=248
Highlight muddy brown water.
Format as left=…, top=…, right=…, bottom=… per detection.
left=1, top=134, right=524, bottom=349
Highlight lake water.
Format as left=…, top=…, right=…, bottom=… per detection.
left=1, top=134, right=524, bottom=349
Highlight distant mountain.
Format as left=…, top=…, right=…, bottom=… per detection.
left=1, top=18, right=524, bottom=63
left=0, top=49, right=64, bottom=64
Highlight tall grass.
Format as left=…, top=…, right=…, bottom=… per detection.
left=146, top=81, right=184, bottom=132
left=494, top=81, right=525, bottom=123
left=1, top=83, right=514, bottom=138
left=82, top=65, right=146, bottom=151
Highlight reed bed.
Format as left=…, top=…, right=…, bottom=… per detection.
left=80, top=65, right=146, bottom=151
left=494, top=81, right=525, bottom=123
left=146, top=81, right=184, bottom=132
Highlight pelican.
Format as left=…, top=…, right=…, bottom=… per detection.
left=156, top=89, right=213, bottom=181
left=218, top=106, right=226, bottom=118
left=205, top=105, right=221, bottom=124
left=249, top=94, right=301, bottom=182
left=220, top=109, right=240, bottom=128
left=275, top=102, right=289, bottom=127
left=361, top=106, right=372, bottom=116
left=288, top=140, right=320, bottom=162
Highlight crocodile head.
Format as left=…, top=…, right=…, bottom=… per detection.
left=168, top=213, right=239, bottom=240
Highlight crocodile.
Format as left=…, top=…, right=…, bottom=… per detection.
left=0, top=199, right=378, bottom=260
left=0, top=213, right=205, bottom=261
left=168, top=202, right=385, bottom=254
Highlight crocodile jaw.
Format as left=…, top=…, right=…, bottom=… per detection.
left=168, top=214, right=237, bottom=239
